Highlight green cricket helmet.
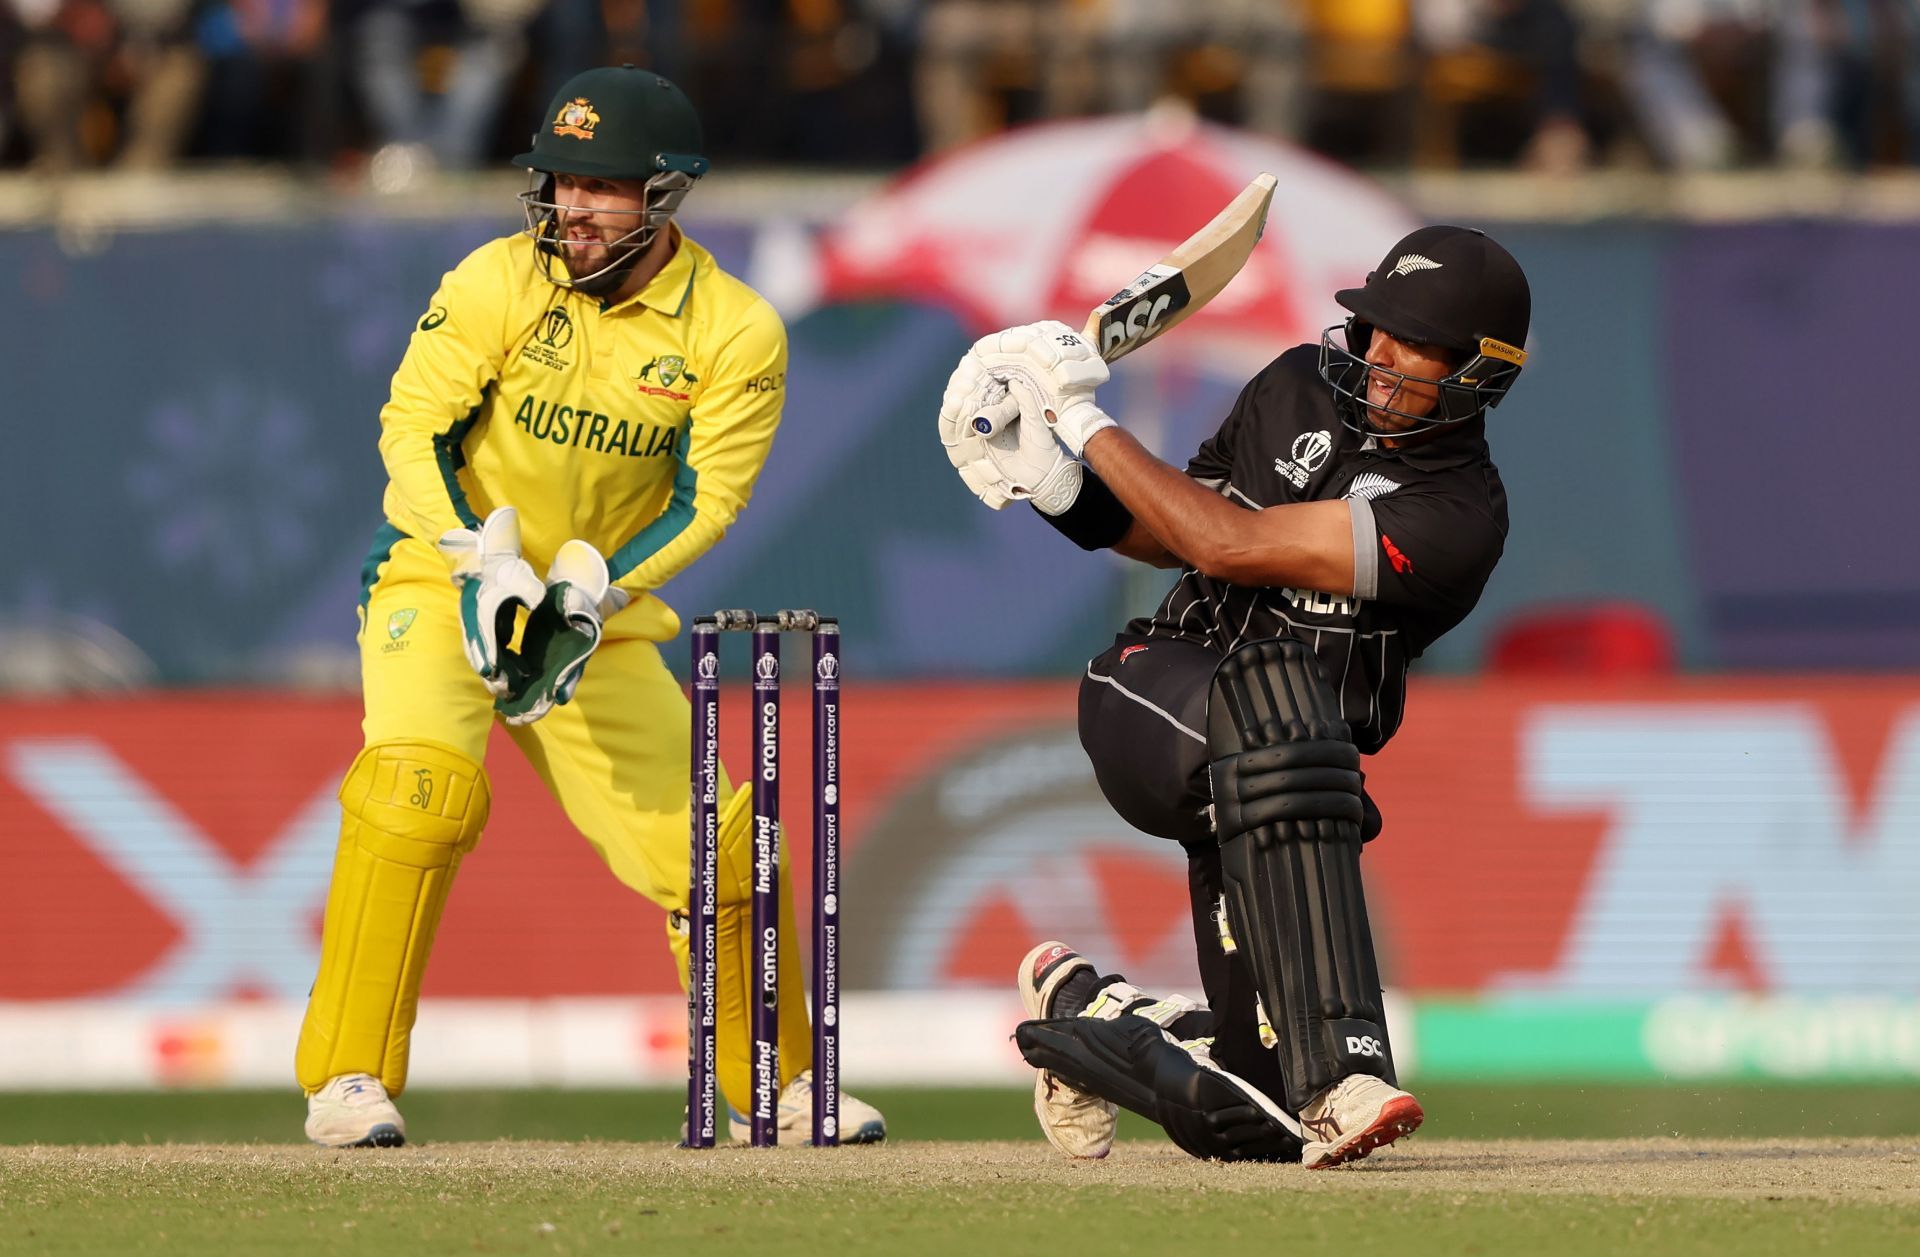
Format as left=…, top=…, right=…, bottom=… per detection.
left=513, top=65, right=711, bottom=295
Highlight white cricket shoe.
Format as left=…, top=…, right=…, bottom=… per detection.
left=727, top=1070, right=888, bottom=1144
left=1299, top=1073, right=1423, bottom=1169
left=305, top=1073, right=407, bottom=1148
left=1017, top=940, right=1119, bottom=1159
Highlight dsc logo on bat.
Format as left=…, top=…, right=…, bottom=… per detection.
left=1096, top=270, right=1193, bottom=358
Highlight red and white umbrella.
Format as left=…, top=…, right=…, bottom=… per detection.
left=818, top=110, right=1420, bottom=375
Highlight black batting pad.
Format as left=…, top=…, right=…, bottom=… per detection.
left=1208, top=637, right=1395, bottom=1112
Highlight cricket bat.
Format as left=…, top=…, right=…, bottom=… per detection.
left=1081, top=172, right=1277, bottom=363
left=966, top=173, right=1277, bottom=443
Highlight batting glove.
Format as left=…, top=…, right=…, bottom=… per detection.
left=938, top=351, right=1084, bottom=514
left=968, top=321, right=1116, bottom=457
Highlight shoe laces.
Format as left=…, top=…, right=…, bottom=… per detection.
left=328, top=1074, right=389, bottom=1106
left=781, top=1070, right=815, bottom=1106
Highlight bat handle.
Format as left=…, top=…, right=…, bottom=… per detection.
left=971, top=377, right=1012, bottom=437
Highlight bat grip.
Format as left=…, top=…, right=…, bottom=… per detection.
left=970, top=377, right=1013, bottom=437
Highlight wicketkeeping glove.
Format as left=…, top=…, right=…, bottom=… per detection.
left=494, top=539, right=629, bottom=727
left=966, top=320, right=1116, bottom=456
left=436, top=506, right=547, bottom=696
left=938, top=350, right=1084, bottom=514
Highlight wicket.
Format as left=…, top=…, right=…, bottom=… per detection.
left=686, top=609, right=840, bottom=1148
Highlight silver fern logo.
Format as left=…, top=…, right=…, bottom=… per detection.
left=1390, top=254, right=1442, bottom=277
left=1343, top=472, right=1403, bottom=502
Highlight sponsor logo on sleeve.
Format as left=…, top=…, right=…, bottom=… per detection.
left=418, top=307, right=448, bottom=332
left=1381, top=533, right=1414, bottom=575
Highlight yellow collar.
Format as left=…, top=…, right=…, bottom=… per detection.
left=604, top=228, right=698, bottom=316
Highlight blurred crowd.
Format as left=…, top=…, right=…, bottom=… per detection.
left=3, top=0, right=1920, bottom=174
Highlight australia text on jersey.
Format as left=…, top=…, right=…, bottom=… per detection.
left=511, top=395, right=683, bottom=457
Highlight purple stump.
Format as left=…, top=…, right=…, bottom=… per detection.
left=811, top=620, right=841, bottom=1146
left=686, top=618, right=720, bottom=1148
left=750, top=618, right=781, bottom=1146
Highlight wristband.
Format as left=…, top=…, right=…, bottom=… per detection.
left=1034, top=468, right=1133, bottom=551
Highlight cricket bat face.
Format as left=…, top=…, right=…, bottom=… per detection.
left=1081, top=173, right=1278, bottom=364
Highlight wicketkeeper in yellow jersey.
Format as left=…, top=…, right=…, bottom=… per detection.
left=297, top=65, right=885, bottom=1147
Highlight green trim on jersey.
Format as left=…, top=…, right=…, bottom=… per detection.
left=668, top=263, right=696, bottom=317
left=434, top=387, right=491, bottom=530
left=607, top=422, right=697, bottom=580
left=358, top=521, right=409, bottom=608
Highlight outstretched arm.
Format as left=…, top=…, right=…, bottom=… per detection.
left=1084, top=428, right=1355, bottom=592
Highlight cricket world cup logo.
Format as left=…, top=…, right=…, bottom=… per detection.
left=755, top=652, right=779, bottom=682
left=697, top=651, right=718, bottom=681
left=816, top=652, right=839, bottom=686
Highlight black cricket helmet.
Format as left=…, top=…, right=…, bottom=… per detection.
left=1318, top=225, right=1531, bottom=437
left=513, top=65, right=710, bottom=294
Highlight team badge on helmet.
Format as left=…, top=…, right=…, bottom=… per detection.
left=552, top=98, right=600, bottom=140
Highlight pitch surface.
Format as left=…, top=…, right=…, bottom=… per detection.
left=6, top=1139, right=1919, bottom=1255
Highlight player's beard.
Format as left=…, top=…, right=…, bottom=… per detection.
left=559, top=232, right=648, bottom=299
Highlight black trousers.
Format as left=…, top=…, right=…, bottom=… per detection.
left=1077, top=633, right=1382, bottom=1103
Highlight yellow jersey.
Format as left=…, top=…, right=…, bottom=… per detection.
left=376, top=228, right=786, bottom=640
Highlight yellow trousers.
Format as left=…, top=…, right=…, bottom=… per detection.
left=296, top=535, right=811, bottom=1108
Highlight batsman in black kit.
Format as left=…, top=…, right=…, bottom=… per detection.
left=936, top=225, right=1531, bottom=1168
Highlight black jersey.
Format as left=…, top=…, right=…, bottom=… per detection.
left=1123, top=345, right=1508, bottom=753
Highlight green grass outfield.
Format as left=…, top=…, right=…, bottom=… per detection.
left=4, top=1083, right=1919, bottom=1145
left=2, top=1088, right=1918, bottom=1257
